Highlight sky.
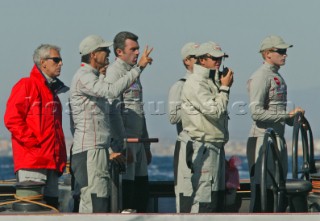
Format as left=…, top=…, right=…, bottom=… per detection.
left=0, top=0, right=319, bottom=151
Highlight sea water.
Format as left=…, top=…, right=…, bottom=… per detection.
left=1, top=155, right=303, bottom=181
left=0, top=155, right=249, bottom=181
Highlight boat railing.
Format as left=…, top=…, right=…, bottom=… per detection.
left=292, top=113, right=320, bottom=179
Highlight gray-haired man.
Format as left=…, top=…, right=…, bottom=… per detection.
left=4, top=44, right=68, bottom=209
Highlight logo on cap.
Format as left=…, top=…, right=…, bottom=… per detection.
left=213, top=44, right=222, bottom=51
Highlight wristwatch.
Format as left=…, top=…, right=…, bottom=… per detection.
left=220, top=86, right=230, bottom=94
left=137, top=65, right=144, bottom=72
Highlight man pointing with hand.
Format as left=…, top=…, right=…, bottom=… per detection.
left=106, top=31, right=153, bottom=212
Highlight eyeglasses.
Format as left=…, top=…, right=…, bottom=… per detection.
left=94, top=47, right=110, bottom=53
left=270, top=49, right=287, bottom=55
left=46, top=57, right=62, bottom=63
left=207, top=56, right=222, bottom=61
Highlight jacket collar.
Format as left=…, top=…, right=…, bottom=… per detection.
left=263, top=62, right=280, bottom=73
left=183, top=70, right=192, bottom=79
left=30, top=65, right=47, bottom=84
left=193, top=64, right=219, bottom=80
left=193, top=64, right=210, bottom=79
left=30, top=64, right=69, bottom=94
left=116, top=57, right=134, bottom=71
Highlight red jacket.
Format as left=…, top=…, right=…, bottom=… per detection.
left=4, top=65, right=67, bottom=173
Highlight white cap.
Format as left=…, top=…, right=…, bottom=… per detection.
left=196, top=41, right=228, bottom=58
left=181, top=42, right=200, bottom=59
left=259, top=35, right=293, bottom=52
left=79, top=35, right=113, bottom=55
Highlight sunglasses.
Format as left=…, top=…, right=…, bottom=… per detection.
left=46, top=57, right=62, bottom=63
left=94, top=47, right=110, bottom=53
left=207, top=55, right=223, bottom=61
left=271, top=49, right=287, bottom=55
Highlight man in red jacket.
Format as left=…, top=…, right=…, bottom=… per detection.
left=4, top=44, right=69, bottom=209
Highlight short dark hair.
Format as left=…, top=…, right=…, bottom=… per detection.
left=113, top=31, right=138, bottom=57
left=81, top=54, right=90, bottom=64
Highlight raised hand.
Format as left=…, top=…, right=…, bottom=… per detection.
left=138, top=45, right=153, bottom=69
left=99, top=65, right=107, bottom=75
left=220, top=68, right=234, bottom=87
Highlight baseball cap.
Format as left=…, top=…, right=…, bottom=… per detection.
left=259, top=35, right=293, bottom=52
left=181, top=42, right=199, bottom=60
left=79, top=35, right=113, bottom=55
left=195, top=41, right=228, bottom=58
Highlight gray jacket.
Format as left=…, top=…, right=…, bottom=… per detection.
left=106, top=58, right=150, bottom=150
left=69, top=63, right=140, bottom=154
left=181, top=64, right=230, bottom=143
left=247, top=62, right=292, bottom=137
left=168, top=71, right=191, bottom=134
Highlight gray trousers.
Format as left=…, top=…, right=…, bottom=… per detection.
left=121, top=142, right=149, bottom=212
left=190, top=140, right=226, bottom=213
left=122, top=143, right=148, bottom=180
left=71, top=148, right=111, bottom=213
left=175, top=131, right=193, bottom=213
left=17, top=169, right=59, bottom=197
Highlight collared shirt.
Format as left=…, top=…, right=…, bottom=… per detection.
left=42, top=71, right=56, bottom=85
left=41, top=70, right=69, bottom=94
